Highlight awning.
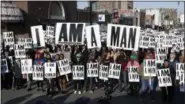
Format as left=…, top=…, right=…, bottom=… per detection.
left=1, top=2, right=23, bottom=23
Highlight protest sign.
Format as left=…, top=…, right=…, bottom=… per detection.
left=86, top=25, right=102, bottom=49
left=179, top=70, right=185, bottom=92
left=176, top=63, right=184, bottom=80
left=179, top=37, right=184, bottom=50
left=1, top=59, right=9, bottom=73
left=55, top=23, right=85, bottom=44
left=99, top=65, right=109, bottom=81
left=157, top=68, right=172, bottom=87
left=21, top=59, right=33, bottom=74
left=87, top=63, right=99, bottom=77
left=128, top=66, right=140, bottom=82
left=108, top=63, right=121, bottom=79
left=57, top=59, right=71, bottom=75
left=148, top=35, right=156, bottom=48
left=72, top=65, right=84, bottom=80
left=163, top=35, right=172, bottom=47
left=155, top=48, right=167, bottom=63
left=106, top=24, right=140, bottom=51
left=14, top=44, right=26, bottom=58
left=143, top=59, right=156, bottom=76
left=44, top=62, right=56, bottom=79
left=3, top=31, right=14, bottom=49
left=32, top=65, right=44, bottom=80
left=46, top=26, right=55, bottom=38
left=139, top=35, right=149, bottom=48
left=31, top=25, right=45, bottom=47
left=18, top=38, right=33, bottom=49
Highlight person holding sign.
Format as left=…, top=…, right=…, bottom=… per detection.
left=126, top=53, right=140, bottom=96
left=34, top=50, right=45, bottom=91
left=73, top=50, right=84, bottom=95
left=139, top=54, right=156, bottom=102
left=160, top=60, right=175, bottom=104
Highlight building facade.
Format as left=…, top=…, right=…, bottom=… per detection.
left=92, top=0, right=133, bottom=12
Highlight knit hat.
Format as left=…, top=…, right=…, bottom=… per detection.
left=130, top=54, right=136, bottom=60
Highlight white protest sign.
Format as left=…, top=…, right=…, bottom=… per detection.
left=44, top=62, right=56, bottom=79
left=148, top=35, right=156, bottom=48
left=99, top=65, right=109, bottom=81
left=21, top=59, right=33, bottom=74
left=31, top=25, right=45, bottom=47
left=72, top=65, right=84, bottom=80
left=1, top=59, right=9, bottom=73
left=32, top=65, right=44, bottom=80
left=163, top=35, right=172, bottom=47
left=55, top=23, right=85, bottom=44
left=86, top=25, right=102, bottom=49
left=179, top=70, right=185, bottom=92
left=18, top=38, right=33, bottom=49
left=108, top=63, right=121, bottom=79
left=14, top=44, right=26, bottom=58
left=139, top=35, right=149, bottom=48
left=128, top=66, right=140, bottom=82
left=46, top=26, right=55, bottom=38
left=143, top=59, right=156, bottom=76
left=179, top=36, right=184, bottom=50
left=155, top=48, right=167, bottom=63
left=157, top=68, right=172, bottom=87
left=98, top=14, right=105, bottom=22
left=3, top=31, right=14, bottom=49
left=107, top=24, right=141, bottom=51
left=87, top=63, right=99, bottom=77
left=176, top=63, right=184, bottom=80
left=57, top=59, right=71, bottom=75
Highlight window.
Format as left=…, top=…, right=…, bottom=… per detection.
left=50, top=2, right=65, bottom=20
left=127, top=1, right=133, bottom=9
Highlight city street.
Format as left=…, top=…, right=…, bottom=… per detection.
left=2, top=83, right=185, bottom=104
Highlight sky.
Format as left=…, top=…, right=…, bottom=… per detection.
left=77, top=1, right=184, bottom=14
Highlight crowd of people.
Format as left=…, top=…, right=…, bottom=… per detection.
left=1, top=43, right=184, bottom=104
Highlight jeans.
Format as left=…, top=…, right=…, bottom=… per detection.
left=118, top=70, right=128, bottom=91
left=75, top=80, right=83, bottom=91
left=26, top=74, right=32, bottom=89
left=139, top=78, right=155, bottom=100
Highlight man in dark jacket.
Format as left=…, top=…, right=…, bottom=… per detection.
left=12, top=57, right=22, bottom=90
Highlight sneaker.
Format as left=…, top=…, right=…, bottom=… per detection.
left=89, top=90, right=93, bottom=94
left=74, top=91, right=77, bottom=94
left=78, top=91, right=81, bottom=95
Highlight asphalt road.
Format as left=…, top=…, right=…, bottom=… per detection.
left=1, top=84, right=185, bottom=104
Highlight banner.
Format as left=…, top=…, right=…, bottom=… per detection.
left=176, top=63, right=184, bottom=80
left=143, top=59, right=156, bottom=76
left=21, top=59, right=33, bottom=74
left=72, top=65, right=84, bottom=80
left=3, top=32, right=14, bottom=50
left=1, top=59, right=9, bottom=73
left=55, top=23, right=85, bottom=44
left=99, top=65, right=109, bottom=80
left=57, top=59, right=71, bottom=75
left=18, top=38, right=33, bottom=49
left=14, top=44, right=26, bottom=58
left=86, top=25, right=102, bottom=49
left=87, top=63, right=99, bottom=77
left=128, top=66, right=140, bottom=82
left=108, top=63, right=121, bottom=79
left=157, top=68, right=172, bottom=87
left=106, top=24, right=141, bottom=51
left=32, top=65, right=44, bottom=80
left=31, top=25, right=45, bottom=47
left=44, top=62, right=56, bottom=79
left=179, top=70, right=185, bottom=92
